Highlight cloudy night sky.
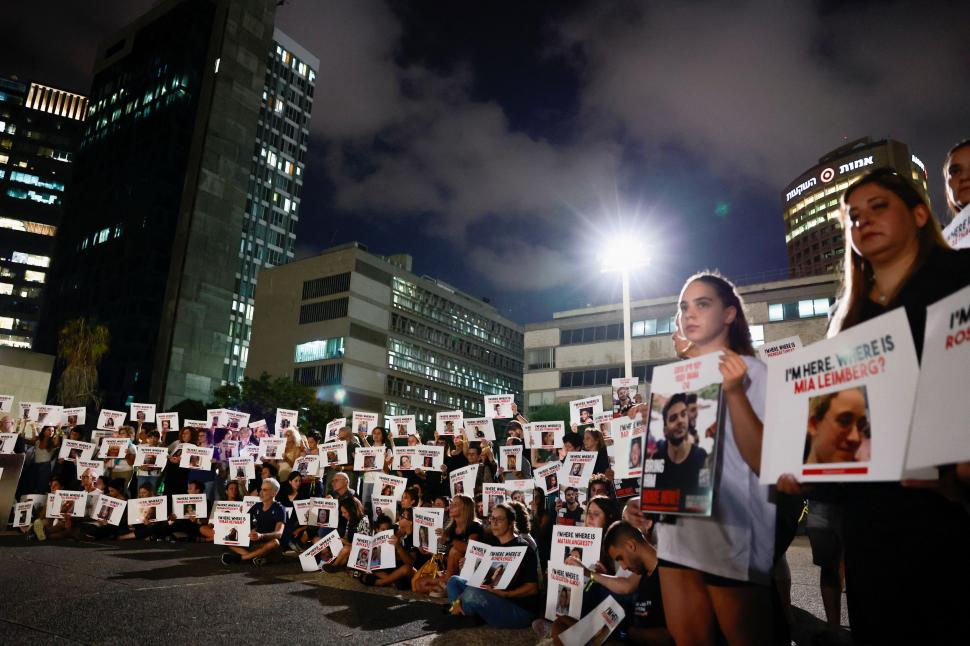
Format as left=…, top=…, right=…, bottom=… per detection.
left=3, top=0, right=967, bottom=324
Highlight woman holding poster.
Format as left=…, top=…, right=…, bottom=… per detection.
left=779, top=168, right=970, bottom=644
left=644, top=272, right=776, bottom=645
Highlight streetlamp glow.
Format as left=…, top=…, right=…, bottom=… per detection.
left=600, top=239, right=649, bottom=379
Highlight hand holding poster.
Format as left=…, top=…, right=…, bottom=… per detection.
left=156, top=412, right=178, bottom=435
left=48, top=490, right=87, bottom=519
left=258, top=436, right=286, bottom=461
left=319, top=440, right=348, bottom=467
left=351, top=411, right=379, bottom=436
left=325, top=418, right=346, bottom=442
left=641, top=353, right=724, bottom=515
left=534, top=461, right=561, bottom=495
left=558, top=595, right=626, bottom=646
left=129, top=403, right=155, bottom=424
left=371, top=495, right=397, bottom=523
left=18, top=401, right=40, bottom=421
left=552, top=525, right=603, bottom=569
left=179, top=444, right=214, bottom=471
left=376, top=473, right=407, bottom=499
left=499, top=445, right=522, bottom=472
left=96, top=409, right=126, bottom=431
left=300, top=530, right=342, bottom=572
left=760, top=309, right=919, bottom=483
left=127, top=496, right=167, bottom=526
left=98, top=437, right=130, bottom=459
left=464, top=417, right=495, bottom=441
left=611, top=418, right=646, bottom=480
left=172, top=494, right=208, bottom=520
left=387, top=414, right=416, bottom=438
left=530, top=421, right=564, bottom=449
left=58, top=439, right=95, bottom=463
left=214, top=512, right=250, bottom=547
left=413, top=507, right=445, bottom=553
left=546, top=563, right=584, bottom=620
left=465, top=544, right=527, bottom=590
left=759, top=335, right=803, bottom=361
left=570, top=396, right=603, bottom=426
left=276, top=408, right=298, bottom=433
left=436, top=410, right=463, bottom=436
left=348, top=529, right=395, bottom=573
left=484, top=394, right=514, bottom=419
left=561, top=451, right=597, bottom=491
left=907, top=283, right=970, bottom=469
left=93, top=495, right=126, bottom=526
left=611, top=377, right=640, bottom=416
left=450, top=463, right=479, bottom=497
left=353, top=446, right=386, bottom=472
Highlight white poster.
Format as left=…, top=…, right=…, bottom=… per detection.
left=413, top=507, right=445, bottom=553
left=414, top=445, right=444, bottom=470
left=546, top=563, right=584, bottom=621
left=464, top=417, right=495, bottom=441
left=58, top=439, right=95, bottom=463
left=129, top=403, right=156, bottom=424
left=0, top=432, right=18, bottom=454
left=93, top=495, right=126, bottom=526
left=184, top=419, right=207, bottom=429
left=449, top=463, right=479, bottom=497
left=126, top=496, right=167, bottom=526
left=371, top=495, right=397, bottom=523
left=258, top=436, right=286, bottom=462
left=460, top=540, right=490, bottom=581
left=387, top=414, right=417, bottom=438
left=213, top=501, right=245, bottom=515
left=206, top=408, right=226, bottom=429
left=62, top=406, right=86, bottom=427
left=760, top=309, right=920, bottom=483
left=504, top=479, right=535, bottom=508
left=224, top=410, right=251, bottom=431
left=313, top=498, right=339, bottom=528
left=530, top=421, right=564, bottom=450
left=156, top=412, right=179, bottom=435
left=299, top=530, right=342, bottom=571
left=353, top=446, right=386, bottom=472
left=13, top=501, right=34, bottom=528
left=375, top=473, right=407, bottom=499
left=18, top=401, right=40, bottom=421
left=172, top=494, right=208, bottom=520
left=611, top=418, right=646, bottom=480
left=552, top=525, right=603, bottom=569
left=293, top=454, right=321, bottom=478
left=47, top=490, right=87, bottom=519
left=569, top=396, right=603, bottom=426
left=76, top=459, right=105, bottom=479
left=759, top=335, right=803, bottom=361
left=611, top=377, right=640, bottom=416
left=465, top=544, right=527, bottom=590
left=179, top=444, right=214, bottom=471
left=97, top=409, right=126, bottom=431
left=249, top=419, right=269, bottom=436
left=499, top=445, right=523, bottom=472
left=558, top=595, right=626, bottom=646
left=35, top=404, right=63, bottom=426
left=484, top=394, right=515, bottom=419
left=348, top=529, right=395, bottom=573
left=482, top=482, right=507, bottom=516
left=534, top=461, right=561, bottom=495
left=325, top=418, right=346, bottom=442
left=435, top=410, right=463, bottom=435
left=561, top=451, right=597, bottom=490
left=942, top=204, right=970, bottom=249
left=98, top=437, right=131, bottom=459
left=641, top=353, right=724, bottom=515
left=319, top=440, right=348, bottom=467
left=276, top=408, right=299, bottom=434
left=392, top=446, right=419, bottom=471
left=908, top=284, right=970, bottom=469
left=214, top=512, right=250, bottom=547
left=133, top=446, right=168, bottom=470
left=351, top=411, right=380, bottom=436
left=0, top=395, right=13, bottom=414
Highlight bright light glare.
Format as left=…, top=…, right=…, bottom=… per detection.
left=600, top=237, right=649, bottom=272
left=334, top=388, right=347, bottom=403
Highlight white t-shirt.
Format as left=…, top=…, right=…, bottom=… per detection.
left=657, top=355, right=776, bottom=585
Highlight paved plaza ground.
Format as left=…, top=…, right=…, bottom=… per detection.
left=0, top=533, right=849, bottom=645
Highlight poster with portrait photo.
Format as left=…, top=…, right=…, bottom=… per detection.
left=499, top=445, right=522, bottom=472
left=640, top=353, right=723, bottom=516
left=315, top=497, right=339, bottom=529
left=276, top=408, right=299, bottom=434
left=179, top=444, right=214, bottom=471
left=484, top=394, right=515, bottom=419
left=354, top=446, right=386, bottom=472
left=466, top=544, right=527, bottom=590
left=292, top=498, right=316, bottom=525
left=258, top=436, right=287, bottom=462
left=464, top=417, right=495, bottom=442
left=76, top=459, right=105, bottom=479
left=376, top=473, right=407, bottom=500
left=58, top=439, right=95, bottom=463
left=392, top=446, right=419, bottom=471
left=530, top=421, right=564, bottom=450
left=592, top=413, right=614, bottom=439
left=172, top=494, right=208, bottom=520
left=760, top=309, right=921, bottom=483
left=293, top=454, right=321, bottom=479
left=611, top=418, right=646, bottom=480
left=552, top=525, right=603, bottom=569
left=351, top=411, right=379, bottom=437
left=97, top=409, right=126, bottom=431
left=214, top=512, right=250, bottom=547
left=213, top=501, right=245, bottom=515
left=325, top=418, right=346, bottom=442
left=482, top=482, right=507, bottom=517
left=319, top=440, right=348, bottom=467
left=435, top=410, right=463, bottom=436
left=348, top=529, right=395, bottom=574
left=558, top=595, right=626, bottom=646
left=223, top=410, right=250, bottom=431
left=35, top=404, right=63, bottom=426
left=534, top=461, right=561, bottom=495
left=93, top=495, right=126, bottom=526
left=62, top=406, right=86, bottom=427
left=17, top=401, right=40, bottom=421
left=13, top=501, right=34, bottom=528
left=546, top=563, right=584, bottom=621
left=759, top=335, right=803, bottom=361
left=47, top=490, right=87, bottom=520
left=133, top=446, right=168, bottom=472
left=0, top=394, right=13, bottom=414
left=611, top=377, right=640, bottom=417
left=300, top=530, right=342, bottom=572
left=413, top=507, right=445, bottom=553
left=184, top=419, right=207, bottom=429
left=98, top=437, right=130, bottom=460
left=248, top=419, right=269, bottom=437
left=561, top=451, right=597, bottom=492
left=155, top=412, right=178, bottom=436
left=371, top=494, right=398, bottom=523
left=205, top=408, right=226, bottom=430
left=0, top=432, right=18, bottom=454
left=459, top=540, right=491, bottom=581
left=126, top=495, right=167, bottom=526
left=387, top=414, right=417, bottom=439
left=450, top=463, right=479, bottom=497
left=907, top=283, right=970, bottom=469
left=504, top=479, right=535, bottom=509
left=569, top=396, right=603, bottom=427
left=129, top=403, right=156, bottom=424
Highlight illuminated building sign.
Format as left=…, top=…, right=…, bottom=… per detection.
left=785, top=155, right=875, bottom=202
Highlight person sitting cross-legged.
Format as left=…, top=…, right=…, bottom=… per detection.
left=221, top=477, right=285, bottom=567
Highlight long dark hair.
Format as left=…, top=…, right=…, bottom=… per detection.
left=678, top=271, right=755, bottom=356
left=830, top=168, right=949, bottom=335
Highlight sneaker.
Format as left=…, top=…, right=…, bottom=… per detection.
left=33, top=519, right=46, bottom=541
left=252, top=557, right=267, bottom=568
left=288, top=540, right=303, bottom=553
left=221, top=552, right=242, bottom=565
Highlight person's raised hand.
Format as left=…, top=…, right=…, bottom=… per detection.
left=719, top=349, right=748, bottom=394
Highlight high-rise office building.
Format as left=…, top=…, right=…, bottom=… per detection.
left=782, top=137, right=928, bottom=277
left=246, top=243, right=524, bottom=423
left=226, top=30, right=317, bottom=385
left=0, top=76, right=86, bottom=349
left=38, top=0, right=280, bottom=408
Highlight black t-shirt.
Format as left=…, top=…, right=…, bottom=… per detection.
left=632, top=565, right=666, bottom=630
left=559, top=504, right=584, bottom=524
left=593, top=449, right=611, bottom=475
left=249, top=500, right=286, bottom=535
left=446, top=519, right=484, bottom=544
left=487, top=534, right=540, bottom=614
left=655, top=443, right=707, bottom=495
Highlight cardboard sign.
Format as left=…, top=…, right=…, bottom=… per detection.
left=561, top=451, right=597, bottom=490
left=0, top=432, right=18, bottom=454
left=258, top=436, right=286, bottom=462
left=504, top=479, right=535, bottom=508
left=371, top=495, right=397, bottom=523
left=58, top=439, right=95, bottom=463
left=319, top=440, right=348, bottom=467
left=611, top=377, right=640, bottom=416
left=552, top=525, right=603, bottom=569
left=62, top=407, right=86, bottom=427
left=98, top=437, right=130, bottom=460
left=222, top=410, right=250, bottom=431
left=759, top=335, right=803, bottom=361
left=155, top=412, right=179, bottom=434
left=641, top=353, right=724, bottom=515
left=276, top=408, right=299, bottom=434
left=293, top=454, right=321, bottom=478
left=413, top=507, right=445, bottom=553
left=312, top=498, right=338, bottom=528
left=353, top=446, right=386, bottom=472
left=375, top=473, right=407, bottom=499
left=206, top=409, right=225, bottom=429
left=213, top=501, right=245, bottom=515
left=464, top=417, right=495, bottom=441
left=530, top=421, right=564, bottom=449
left=96, top=409, right=126, bottom=431
left=611, top=418, right=646, bottom=480
left=0, top=395, right=13, bottom=414
left=569, top=396, right=603, bottom=426
left=907, top=283, right=970, bottom=469
left=129, top=403, right=156, bottom=424
left=13, top=501, right=34, bottom=528
left=482, top=482, right=507, bottom=516
left=546, top=563, right=584, bottom=621
left=484, top=394, right=515, bottom=419
left=387, top=414, right=417, bottom=438
left=35, top=404, right=63, bottom=426
left=17, top=401, right=41, bottom=421
left=348, top=529, right=395, bottom=574
left=435, top=410, right=463, bottom=436
left=48, top=490, right=87, bottom=519
left=760, top=309, right=920, bottom=483
left=464, top=543, right=527, bottom=590
left=179, top=444, right=214, bottom=471
left=460, top=540, right=490, bottom=580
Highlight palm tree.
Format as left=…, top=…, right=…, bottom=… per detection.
left=55, top=318, right=110, bottom=408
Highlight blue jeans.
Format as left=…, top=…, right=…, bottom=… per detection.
left=446, top=577, right=537, bottom=629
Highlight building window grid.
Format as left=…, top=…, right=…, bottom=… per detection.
left=294, top=336, right=345, bottom=363
left=391, top=312, right=522, bottom=374
left=767, top=297, right=833, bottom=322
left=387, top=336, right=520, bottom=396
left=559, top=365, right=656, bottom=389
left=293, top=363, right=342, bottom=387
left=298, top=297, right=349, bottom=324
left=386, top=375, right=487, bottom=417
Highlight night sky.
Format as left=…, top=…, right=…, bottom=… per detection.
left=3, top=0, right=967, bottom=325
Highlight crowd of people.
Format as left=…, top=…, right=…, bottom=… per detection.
left=3, top=143, right=970, bottom=646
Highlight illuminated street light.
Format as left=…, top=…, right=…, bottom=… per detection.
left=600, top=239, right=649, bottom=378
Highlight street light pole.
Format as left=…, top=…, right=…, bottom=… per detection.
left=621, top=269, right=632, bottom=378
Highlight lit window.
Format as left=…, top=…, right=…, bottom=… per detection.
left=25, top=270, right=45, bottom=283
left=768, top=304, right=784, bottom=321
left=643, top=318, right=657, bottom=336
left=813, top=298, right=830, bottom=316
left=11, top=252, right=50, bottom=267
left=294, top=337, right=345, bottom=363
left=0, top=283, right=12, bottom=295
left=750, top=324, right=765, bottom=348
left=798, top=300, right=815, bottom=318
left=0, top=316, right=13, bottom=329
left=631, top=320, right=645, bottom=337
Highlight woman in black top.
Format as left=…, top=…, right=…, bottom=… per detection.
left=582, top=429, right=612, bottom=477
left=779, top=168, right=970, bottom=645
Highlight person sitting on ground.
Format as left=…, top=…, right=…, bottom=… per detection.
left=318, top=495, right=369, bottom=571
left=429, top=494, right=483, bottom=597
left=367, top=514, right=415, bottom=589
left=83, top=478, right=130, bottom=540
left=221, top=477, right=285, bottom=567
left=447, top=502, right=541, bottom=629
left=167, top=480, right=209, bottom=542
left=118, top=483, right=164, bottom=541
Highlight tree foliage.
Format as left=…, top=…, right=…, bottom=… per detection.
left=209, top=372, right=342, bottom=433
left=55, top=318, right=110, bottom=409
left=524, top=403, right=571, bottom=427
